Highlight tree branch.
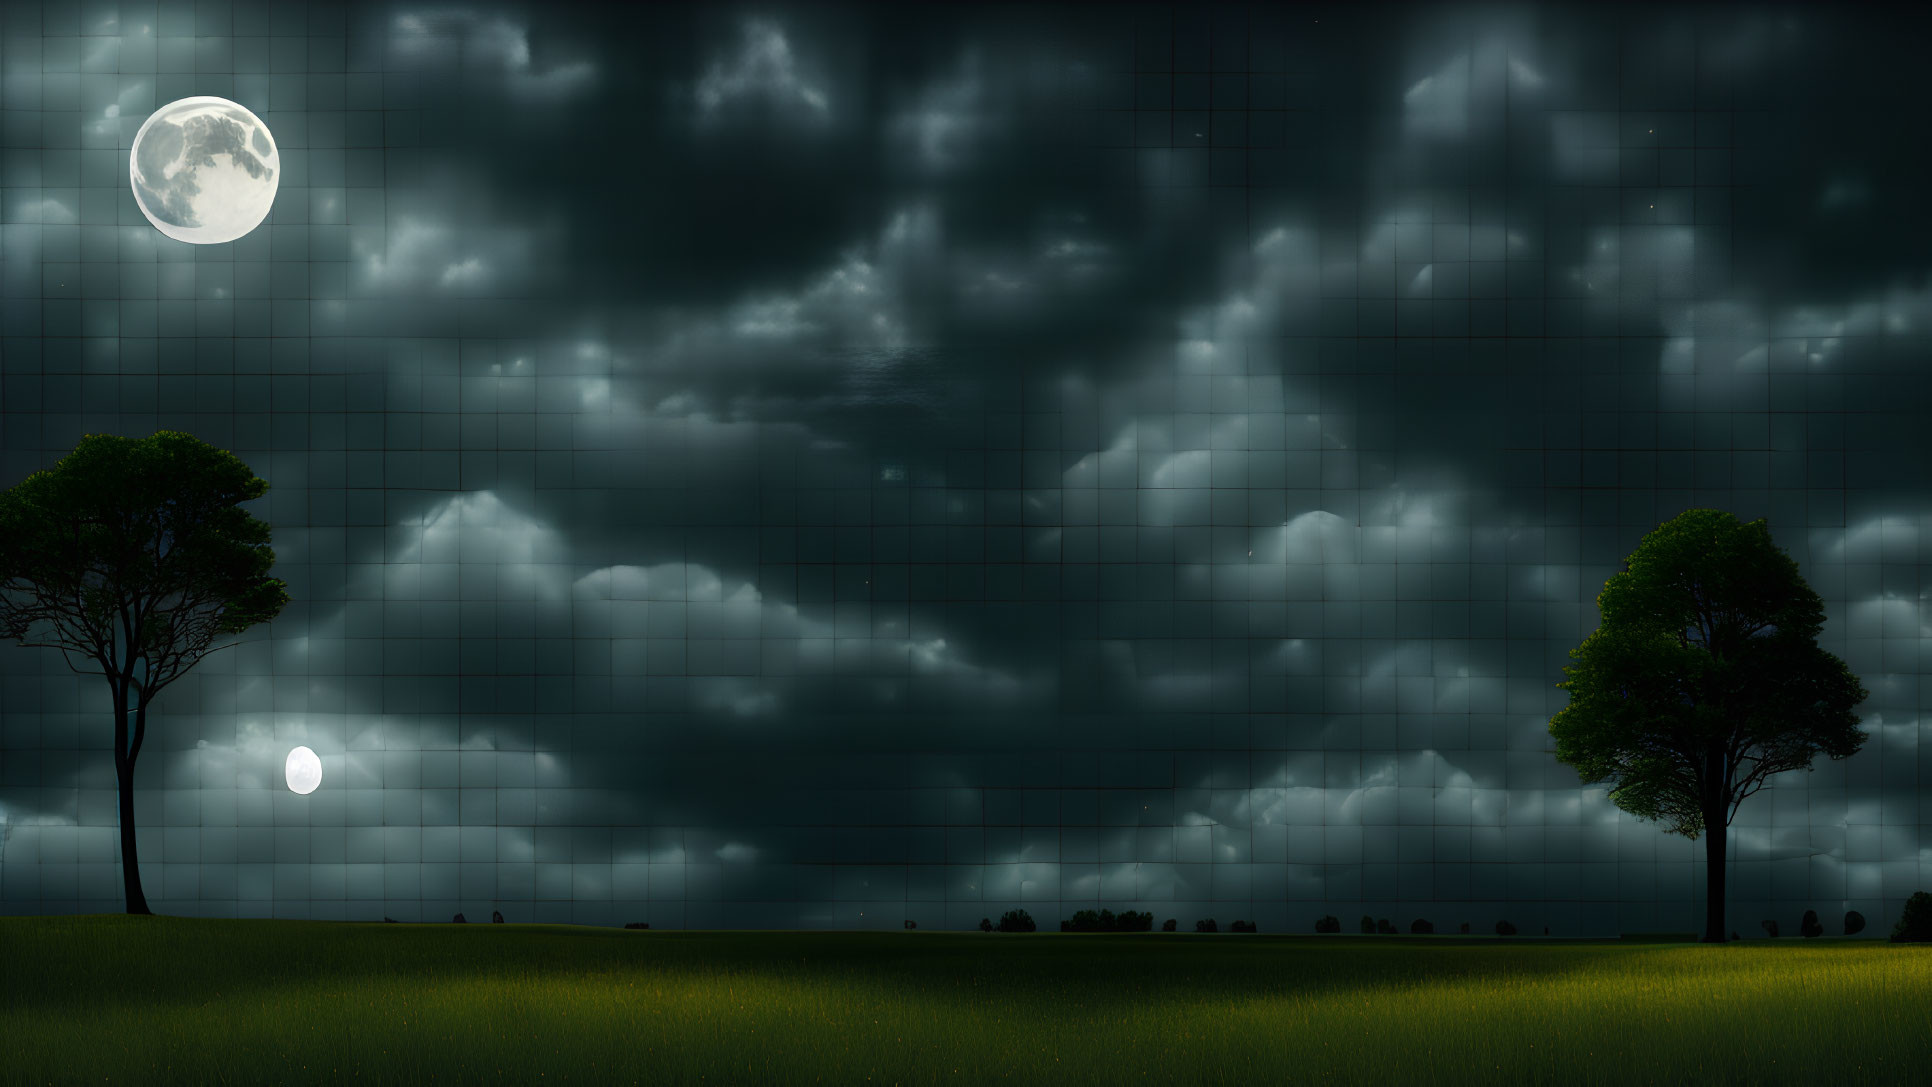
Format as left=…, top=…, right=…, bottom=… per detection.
left=128, top=699, right=149, bottom=765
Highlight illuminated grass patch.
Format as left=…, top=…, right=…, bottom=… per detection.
left=2, top=916, right=1927, bottom=1084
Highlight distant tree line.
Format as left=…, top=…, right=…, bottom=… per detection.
left=1747, top=905, right=1928, bottom=939
left=978, top=909, right=1244, bottom=933
left=1175, top=915, right=1259, bottom=933
left=966, top=894, right=1930, bottom=938
left=1309, top=908, right=1896, bottom=937
left=1060, top=909, right=1155, bottom=932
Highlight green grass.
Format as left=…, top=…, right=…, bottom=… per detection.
left=3, top=916, right=1927, bottom=1085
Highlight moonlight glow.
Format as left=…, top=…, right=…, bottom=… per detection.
left=129, top=96, right=280, bottom=244
left=284, top=746, right=321, bottom=795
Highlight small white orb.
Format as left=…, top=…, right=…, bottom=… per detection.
left=130, top=96, right=280, bottom=244
left=285, top=745, right=322, bottom=795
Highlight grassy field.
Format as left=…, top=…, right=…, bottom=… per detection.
left=2, top=916, right=1927, bottom=1085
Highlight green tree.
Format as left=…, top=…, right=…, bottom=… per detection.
left=1551, top=510, right=1866, bottom=943
left=0, top=432, right=288, bottom=914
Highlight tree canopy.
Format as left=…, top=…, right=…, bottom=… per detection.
left=0, top=431, right=289, bottom=912
left=1550, top=509, right=1865, bottom=941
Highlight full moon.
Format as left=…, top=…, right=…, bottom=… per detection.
left=130, top=96, right=280, bottom=244
left=285, top=746, right=322, bottom=795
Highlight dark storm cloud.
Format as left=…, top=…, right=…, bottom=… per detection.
left=120, top=485, right=1054, bottom=845
left=7, top=0, right=1932, bottom=928
left=386, top=7, right=597, bottom=102
left=687, top=16, right=833, bottom=122
left=1694, top=11, right=1932, bottom=308
left=326, top=0, right=1932, bottom=852
left=349, top=173, right=566, bottom=297
left=365, top=2, right=1228, bottom=353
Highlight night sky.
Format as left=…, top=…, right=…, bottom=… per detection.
left=2, top=1, right=1930, bottom=935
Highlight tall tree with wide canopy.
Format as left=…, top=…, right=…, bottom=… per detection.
left=1551, top=509, right=1866, bottom=943
left=0, top=432, right=288, bottom=914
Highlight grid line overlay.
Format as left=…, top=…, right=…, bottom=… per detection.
left=0, top=3, right=1924, bottom=936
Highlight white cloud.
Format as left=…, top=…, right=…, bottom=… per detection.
left=716, top=841, right=759, bottom=862
left=635, top=206, right=1122, bottom=419
left=13, top=197, right=75, bottom=224
left=1508, top=56, right=1545, bottom=90
left=1810, top=516, right=1913, bottom=566
left=1176, top=225, right=1322, bottom=366
left=1569, top=225, right=1697, bottom=302
left=661, top=205, right=940, bottom=365
left=1545, top=220, right=1932, bottom=410
left=726, top=249, right=905, bottom=350
left=571, top=558, right=1035, bottom=719
left=1253, top=510, right=1358, bottom=565
left=574, top=563, right=744, bottom=605
left=1363, top=482, right=1460, bottom=529
left=391, top=9, right=596, bottom=102
left=355, top=214, right=549, bottom=296
left=86, top=80, right=153, bottom=140
left=1401, top=33, right=1542, bottom=142
left=1404, top=55, right=1470, bottom=139
left=1846, top=593, right=1932, bottom=640
left=1041, top=236, right=1110, bottom=274
left=289, top=493, right=1034, bottom=724
left=392, top=490, right=574, bottom=604
left=694, top=18, right=829, bottom=121
left=888, top=52, right=984, bottom=169
left=437, top=256, right=485, bottom=288
left=1172, top=749, right=1509, bottom=832
left=1656, top=280, right=1932, bottom=411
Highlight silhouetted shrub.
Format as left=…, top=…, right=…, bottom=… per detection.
left=1459, top=921, right=1470, bottom=934
left=1845, top=910, right=1866, bottom=936
left=997, top=908, right=1036, bottom=933
left=452, top=913, right=467, bottom=924
left=1410, top=919, right=1434, bottom=934
left=1891, top=892, right=1932, bottom=942
left=1495, top=920, right=1517, bottom=936
left=1062, top=908, right=1153, bottom=932
left=1195, top=918, right=1218, bottom=933
left=904, top=920, right=917, bottom=930
left=1800, top=910, right=1822, bottom=938
left=1376, top=918, right=1396, bottom=935
left=1162, top=918, right=1178, bottom=932
left=1229, top=920, right=1256, bottom=933
left=1761, top=919, right=1780, bottom=938
left=1315, top=915, right=1341, bottom=934
left=1730, top=931, right=1739, bottom=941
left=979, top=917, right=994, bottom=933
left=492, top=910, right=505, bottom=924
left=623, top=922, right=650, bottom=930
left=1359, top=915, right=1376, bottom=934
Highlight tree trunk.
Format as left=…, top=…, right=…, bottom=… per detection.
left=116, top=758, right=151, bottom=914
left=1700, top=811, right=1725, bottom=943
left=111, top=690, right=152, bottom=915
